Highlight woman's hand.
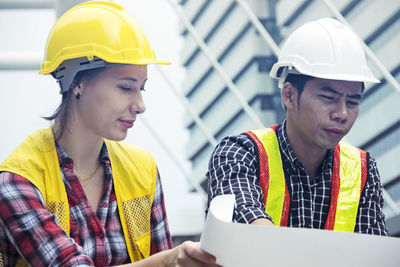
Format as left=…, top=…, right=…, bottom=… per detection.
left=116, top=241, right=222, bottom=267
left=164, top=241, right=221, bottom=267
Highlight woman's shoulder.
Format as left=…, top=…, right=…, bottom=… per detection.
left=105, top=139, right=150, bottom=154
left=104, top=140, right=155, bottom=164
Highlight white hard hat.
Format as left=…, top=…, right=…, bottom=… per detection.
left=270, top=18, right=380, bottom=88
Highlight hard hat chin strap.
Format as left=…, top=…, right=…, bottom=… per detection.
left=51, top=57, right=123, bottom=94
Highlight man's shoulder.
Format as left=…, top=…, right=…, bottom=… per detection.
left=219, top=132, right=257, bottom=148
left=215, top=125, right=282, bottom=155
left=337, top=141, right=370, bottom=160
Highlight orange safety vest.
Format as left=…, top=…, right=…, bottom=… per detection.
left=0, top=128, right=157, bottom=265
left=245, top=125, right=367, bottom=232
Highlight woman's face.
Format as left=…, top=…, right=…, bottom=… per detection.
left=73, top=64, right=147, bottom=141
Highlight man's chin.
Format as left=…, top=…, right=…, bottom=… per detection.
left=327, top=140, right=341, bottom=150
left=321, top=138, right=341, bottom=150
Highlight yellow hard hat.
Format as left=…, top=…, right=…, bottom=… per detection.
left=39, top=1, right=170, bottom=75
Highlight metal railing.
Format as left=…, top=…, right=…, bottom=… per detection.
left=235, top=0, right=400, bottom=216
left=235, top=0, right=280, bottom=57
left=166, top=0, right=265, bottom=129
left=139, top=116, right=207, bottom=200
left=2, top=0, right=399, bottom=214
left=322, top=0, right=400, bottom=94
left=0, top=0, right=53, bottom=9
left=155, top=65, right=218, bottom=147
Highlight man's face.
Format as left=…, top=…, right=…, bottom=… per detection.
left=286, top=77, right=363, bottom=152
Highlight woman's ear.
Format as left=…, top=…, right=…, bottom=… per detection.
left=71, top=83, right=82, bottom=97
left=281, top=82, right=298, bottom=110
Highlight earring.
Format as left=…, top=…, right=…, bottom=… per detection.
left=75, top=92, right=81, bottom=100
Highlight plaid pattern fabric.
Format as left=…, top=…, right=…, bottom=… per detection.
left=207, top=122, right=388, bottom=235
left=0, top=142, right=172, bottom=267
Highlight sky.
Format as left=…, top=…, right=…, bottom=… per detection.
left=0, top=0, right=205, bottom=236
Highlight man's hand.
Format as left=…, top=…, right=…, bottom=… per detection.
left=250, top=218, right=275, bottom=226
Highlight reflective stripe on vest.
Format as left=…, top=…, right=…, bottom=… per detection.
left=245, top=125, right=367, bottom=231
left=0, top=128, right=157, bottom=264
left=246, top=125, right=289, bottom=226
left=105, top=139, right=157, bottom=261
left=325, top=142, right=367, bottom=231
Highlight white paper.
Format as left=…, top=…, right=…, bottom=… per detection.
left=200, top=194, right=400, bottom=267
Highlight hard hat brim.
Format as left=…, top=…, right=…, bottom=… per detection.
left=39, top=56, right=171, bottom=75
left=270, top=62, right=380, bottom=84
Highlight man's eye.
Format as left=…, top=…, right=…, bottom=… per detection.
left=320, top=95, right=334, bottom=100
left=347, top=101, right=359, bottom=106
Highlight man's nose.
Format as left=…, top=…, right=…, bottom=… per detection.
left=331, top=99, right=348, bottom=123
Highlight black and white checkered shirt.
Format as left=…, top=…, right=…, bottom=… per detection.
left=206, top=122, right=388, bottom=235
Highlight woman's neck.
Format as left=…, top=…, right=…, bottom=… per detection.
left=54, top=122, right=103, bottom=172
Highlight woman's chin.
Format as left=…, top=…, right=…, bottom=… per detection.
left=103, top=130, right=128, bottom=142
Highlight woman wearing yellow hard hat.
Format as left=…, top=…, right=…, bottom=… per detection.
left=0, top=1, right=219, bottom=266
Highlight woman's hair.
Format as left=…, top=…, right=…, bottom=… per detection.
left=43, top=67, right=106, bottom=140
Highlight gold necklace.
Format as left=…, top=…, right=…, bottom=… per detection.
left=77, top=162, right=101, bottom=182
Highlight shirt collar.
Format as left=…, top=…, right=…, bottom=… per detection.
left=55, top=141, right=111, bottom=167
left=277, top=121, right=301, bottom=169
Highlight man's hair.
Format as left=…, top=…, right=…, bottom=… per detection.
left=283, top=73, right=365, bottom=102
left=284, top=74, right=315, bottom=98
left=281, top=74, right=314, bottom=111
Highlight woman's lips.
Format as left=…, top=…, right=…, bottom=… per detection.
left=119, top=119, right=134, bottom=128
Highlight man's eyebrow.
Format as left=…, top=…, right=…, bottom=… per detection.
left=320, top=86, right=362, bottom=100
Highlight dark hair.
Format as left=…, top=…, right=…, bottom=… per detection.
left=285, top=73, right=365, bottom=97
left=282, top=74, right=365, bottom=111
left=281, top=74, right=314, bottom=110
left=284, top=74, right=315, bottom=98
left=43, top=67, right=106, bottom=140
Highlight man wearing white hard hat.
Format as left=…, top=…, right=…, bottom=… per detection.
left=206, top=18, right=387, bottom=234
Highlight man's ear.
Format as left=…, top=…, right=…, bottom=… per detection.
left=281, top=82, right=298, bottom=110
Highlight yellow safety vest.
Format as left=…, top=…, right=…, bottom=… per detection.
left=245, top=125, right=367, bottom=232
left=0, top=128, right=157, bottom=265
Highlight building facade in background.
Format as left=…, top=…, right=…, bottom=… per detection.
left=179, top=0, right=400, bottom=236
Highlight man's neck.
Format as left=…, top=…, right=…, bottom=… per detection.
left=284, top=122, right=327, bottom=182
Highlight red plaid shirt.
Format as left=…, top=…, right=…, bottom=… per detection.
left=0, top=142, right=172, bottom=266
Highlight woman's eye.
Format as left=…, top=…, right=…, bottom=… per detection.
left=119, top=86, right=132, bottom=91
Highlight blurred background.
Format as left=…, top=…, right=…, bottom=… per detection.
left=0, top=0, right=399, bottom=244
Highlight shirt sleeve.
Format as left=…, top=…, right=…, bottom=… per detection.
left=149, top=168, right=173, bottom=254
left=355, top=155, right=388, bottom=235
left=0, top=171, right=94, bottom=267
left=206, top=134, right=273, bottom=224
